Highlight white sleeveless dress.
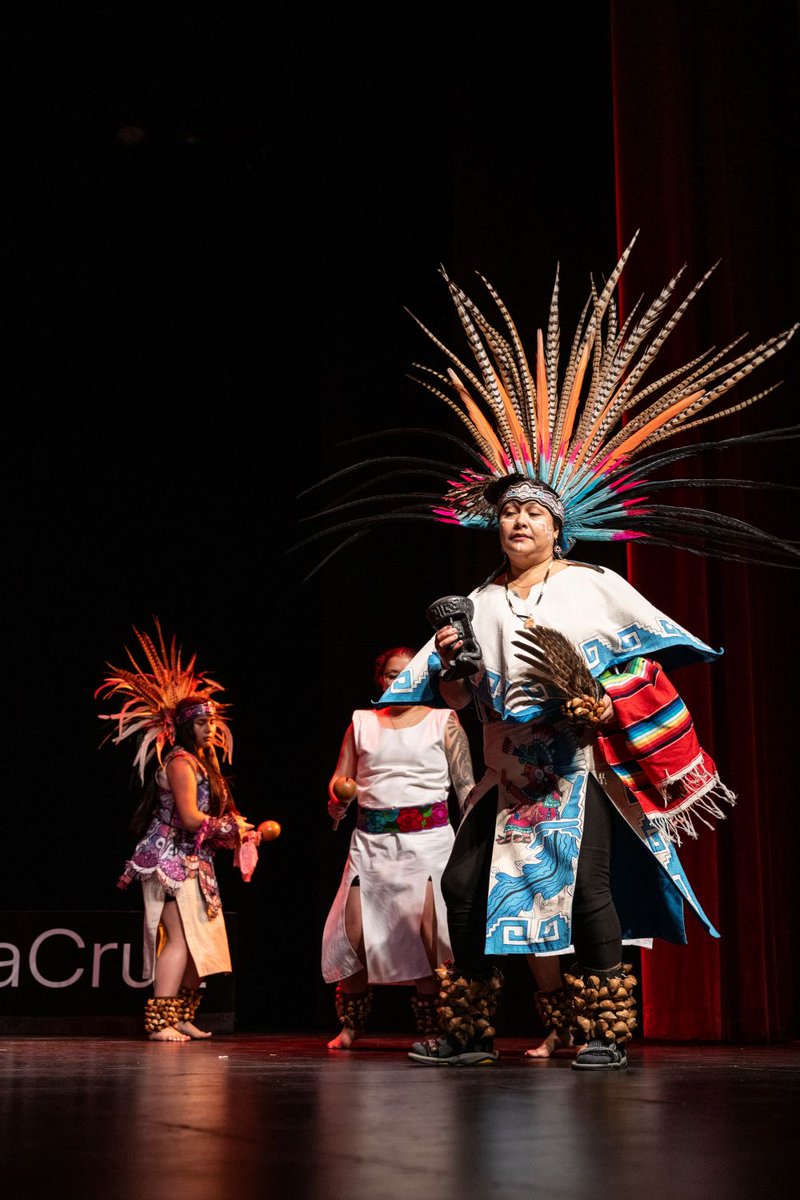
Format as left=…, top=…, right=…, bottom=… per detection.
left=321, top=708, right=455, bottom=984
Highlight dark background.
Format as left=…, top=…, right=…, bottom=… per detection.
left=2, top=2, right=798, bottom=1038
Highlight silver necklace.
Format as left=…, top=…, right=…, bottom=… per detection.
left=504, top=560, right=553, bottom=629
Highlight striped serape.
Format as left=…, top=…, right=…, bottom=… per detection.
left=596, top=656, right=736, bottom=844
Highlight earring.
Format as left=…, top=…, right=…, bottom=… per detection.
left=553, top=543, right=563, bottom=559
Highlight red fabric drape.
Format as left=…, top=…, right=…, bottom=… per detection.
left=610, top=0, right=800, bottom=1039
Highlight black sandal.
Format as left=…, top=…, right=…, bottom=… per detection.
left=571, top=1038, right=628, bottom=1070
left=408, top=1036, right=499, bottom=1067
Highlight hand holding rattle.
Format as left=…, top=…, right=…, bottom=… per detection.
left=331, top=776, right=357, bottom=830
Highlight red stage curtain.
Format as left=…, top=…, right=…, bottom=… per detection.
left=610, top=0, right=800, bottom=1039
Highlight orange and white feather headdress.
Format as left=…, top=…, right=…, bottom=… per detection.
left=298, top=232, right=799, bottom=574
left=95, top=619, right=233, bottom=781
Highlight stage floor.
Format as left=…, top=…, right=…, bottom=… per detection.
left=2, top=1034, right=797, bottom=1199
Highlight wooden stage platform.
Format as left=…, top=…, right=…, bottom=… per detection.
left=2, top=1034, right=797, bottom=1200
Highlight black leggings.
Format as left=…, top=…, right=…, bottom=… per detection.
left=441, top=776, right=622, bottom=977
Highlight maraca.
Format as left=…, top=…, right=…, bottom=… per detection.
left=236, top=819, right=281, bottom=882
left=257, top=819, right=282, bottom=841
left=331, top=776, right=357, bottom=829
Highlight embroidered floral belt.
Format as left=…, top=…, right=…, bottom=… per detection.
left=357, top=801, right=450, bottom=834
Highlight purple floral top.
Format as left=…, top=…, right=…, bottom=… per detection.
left=117, top=747, right=239, bottom=919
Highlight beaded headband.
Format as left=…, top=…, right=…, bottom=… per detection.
left=176, top=700, right=216, bottom=726
left=495, top=482, right=565, bottom=523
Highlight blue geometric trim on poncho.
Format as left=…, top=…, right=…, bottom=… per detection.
left=579, top=619, right=721, bottom=677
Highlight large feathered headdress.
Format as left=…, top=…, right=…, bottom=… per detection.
left=95, top=619, right=233, bottom=781
left=296, top=232, right=799, bottom=575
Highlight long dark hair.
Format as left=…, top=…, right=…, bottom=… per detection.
left=172, top=702, right=238, bottom=818
left=128, top=703, right=237, bottom=835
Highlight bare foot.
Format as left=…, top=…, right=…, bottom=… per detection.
left=175, top=1020, right=213, bottom=1040
left=149, top=1026, right=190, bottom=1042
left=327, top=1026, right=357, bottom=1050
left=524, top=1029, right=573, bottom=1059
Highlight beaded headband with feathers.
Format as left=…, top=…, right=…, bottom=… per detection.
left=296, top=232, right=799, bottom=578
left=95, top=618, right=233, bottom=782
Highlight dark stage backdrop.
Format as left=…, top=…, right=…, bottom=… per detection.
left=2, top=2, right=797, bottom=1041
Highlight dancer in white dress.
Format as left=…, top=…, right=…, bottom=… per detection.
left=322, top=647, right=475, bottom=1049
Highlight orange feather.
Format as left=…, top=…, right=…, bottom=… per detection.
left=447, top=369, right=507, bottom=468
left=605, top=389, right=705, bottom=465
left=535, top=329, right=549, bottom=458
left=497, top=376, right=531, bottom=465
left=553, top=338, right=592, bottom=461
left=569, top=384, right=626, bottom=471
